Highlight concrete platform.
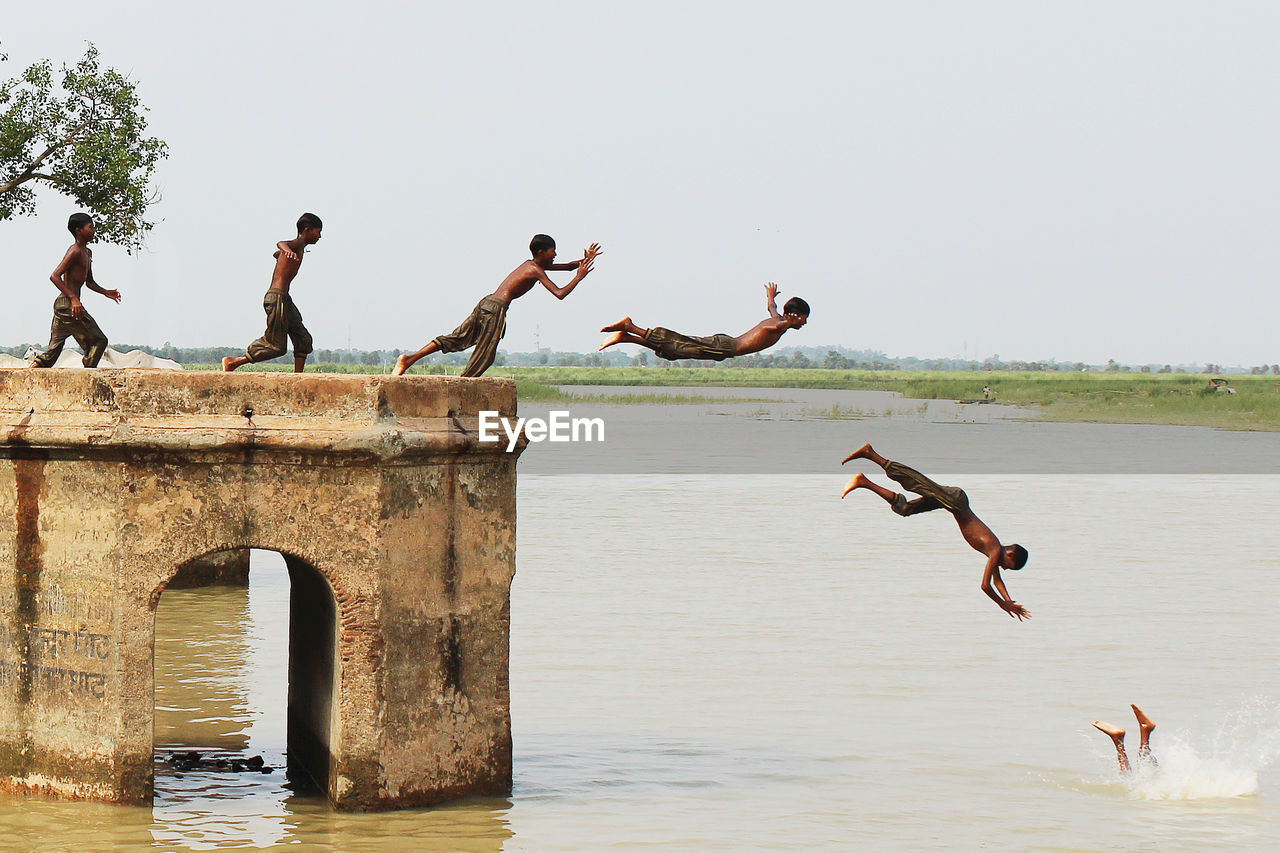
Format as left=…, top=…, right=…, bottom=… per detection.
left=0, top=369, right=522, bottom=809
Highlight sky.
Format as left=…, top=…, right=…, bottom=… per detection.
left=1, top=1, right=1278, bottom=366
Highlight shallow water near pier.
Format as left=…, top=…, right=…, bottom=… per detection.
left=2, top=416, right=1279, bottom=849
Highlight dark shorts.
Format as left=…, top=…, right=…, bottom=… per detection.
left=644, top=327, right=738, bottom=361
left=247, top=290, right=312, bottom=362
left=32, top=295, right=108, bottom=368
left=433, top=295, right=509, bottom=377
left=884, top=461, right=970, bottom=517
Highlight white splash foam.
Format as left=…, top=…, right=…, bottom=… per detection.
left=1121, top=700, right=1280, bottom=800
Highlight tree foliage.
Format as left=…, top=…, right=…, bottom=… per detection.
left=0, top=43, right=167, bottom=251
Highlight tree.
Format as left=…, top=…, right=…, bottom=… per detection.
left=0, top=44, right=168, bottom=251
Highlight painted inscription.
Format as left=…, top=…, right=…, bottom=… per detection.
left=0, top=660, right=106, bottom=699
left=0, top=624, right=115, bottom=702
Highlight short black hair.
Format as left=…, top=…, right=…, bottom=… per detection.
left=529, top=234, right=556, bottom=255
left=783, top=296, right=810, bottom=317
left=1009, top=544, right=1029, bottom=570
left=67, top=212, right=94, bottom=235
left=297, top=212, right=323, bottom=232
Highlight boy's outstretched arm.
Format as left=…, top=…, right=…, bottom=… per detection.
left=275, top=241, right=299, bottom=261
left=765, top=282, right=782, bottom=319
left=537, top=255, right=596, bottom=300
left=546, top=242, right=603, bottom=271
left=981, top=553, right=1030, bottom=620
left=83, top=262, right=121, bottom=304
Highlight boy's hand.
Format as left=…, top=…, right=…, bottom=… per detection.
left=1003, top=601, right=1031, bottom=621
left=277, top=242, right=298, bottom=261
left=583, top=242, right=603, bottom=262
left=578, top=256, right=596, bottom=277
left=104, top=289, right=122, bottom=303
left=765, top=282, right=779, bottom=300
left=70, top=297, right=85, bottom=319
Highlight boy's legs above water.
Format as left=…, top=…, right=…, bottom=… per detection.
left=1093, top=720, right=1131, bottom=772
left=1132, top=704, right=1156, bottom=760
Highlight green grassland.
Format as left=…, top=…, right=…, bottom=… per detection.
left=188, top=364, right=1280, bottom=430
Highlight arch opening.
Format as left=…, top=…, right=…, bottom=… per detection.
left=153, top=548, right=338, bottom=802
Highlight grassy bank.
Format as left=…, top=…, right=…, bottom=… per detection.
left=187, top=364, right=1280, bottom=430
left=493, top=368, right=1280, bottom=431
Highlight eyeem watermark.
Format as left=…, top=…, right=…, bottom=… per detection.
left=478, top=410, right=605, bottom=452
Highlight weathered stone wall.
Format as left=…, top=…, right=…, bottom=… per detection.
left=0, top=370, right=522, bottom=809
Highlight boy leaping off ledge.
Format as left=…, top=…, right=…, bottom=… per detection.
left=841, top=443, right=1031, bottom=620
left=393, top=235, right=602, bottom=378
left=598, top=282, right=809, bottom=361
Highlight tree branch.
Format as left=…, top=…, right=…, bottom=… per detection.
left=0, top=116, right=94, bottom=194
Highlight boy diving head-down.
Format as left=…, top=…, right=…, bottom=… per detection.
left=841, top=443, right=1031, bottom=620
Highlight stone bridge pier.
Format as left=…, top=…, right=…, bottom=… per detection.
left=0, top=370, right=522, bottom=809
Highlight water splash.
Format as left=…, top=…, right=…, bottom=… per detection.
left=1122, top=700, right=1280, bottom=800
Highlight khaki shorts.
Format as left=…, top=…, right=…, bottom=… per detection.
left=433, top=295, right=509, bottom=377
left=884, top=461, right=970, bottom=517
left=644, top=327, right=738, bottom=361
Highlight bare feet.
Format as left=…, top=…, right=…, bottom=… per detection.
left=599, top=331, right=627, bottom=351
left=600, top=316, right=632, bottom=333
left=1131, top=704, right=1155, bottom=735
left=393, top=354, right=411, bottom=376
left=842, top=443, right=874, bottom=465
left=1092, top=720, right=1126, bottom=743
left=222, top=357, right=235, bottom=372
left=841, top=473, right=869, bottom=498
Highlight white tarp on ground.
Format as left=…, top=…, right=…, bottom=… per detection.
left=0, top=348, right=183, bottom=370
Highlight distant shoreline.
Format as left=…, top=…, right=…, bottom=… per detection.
left=168, top=365, right=1280, bottom=432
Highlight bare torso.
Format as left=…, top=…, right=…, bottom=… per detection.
left=269, top=242, right=305, bottom=293
left=488, top=261, right=547, bottom=305
left=732, top=317, right=794, bottom=356
left=954, top=509, right=1003, bottom=559
left=56, top=245, right=92, bottom=298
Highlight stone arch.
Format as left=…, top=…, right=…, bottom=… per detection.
left=153, top=546, right=340, bottom=795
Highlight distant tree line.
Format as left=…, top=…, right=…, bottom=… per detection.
left=0, top=341, right=1266, bottom=375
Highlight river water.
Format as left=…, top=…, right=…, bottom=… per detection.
left=3, top=392, right=1279, bottom=851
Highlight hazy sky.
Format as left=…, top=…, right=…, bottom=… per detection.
left=2, top=1, right=1277, bottom=365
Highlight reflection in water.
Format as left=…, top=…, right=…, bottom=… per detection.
left=146, top=550, right=513, bottom=851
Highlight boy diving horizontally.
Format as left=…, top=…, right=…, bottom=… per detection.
left=598, top=282, right=808, bottom=361
left=841, top=444, right=1031, bottom=620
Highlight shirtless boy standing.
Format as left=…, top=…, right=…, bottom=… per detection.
left=223, top=213, right=323, bottom=373
left=393, top=234, right=602, bottom=377
left=841, top=443, right=1031, bottom=620
left=30, top=213, right=121, bottom=368
left=597, top=283, right=808, bottom=361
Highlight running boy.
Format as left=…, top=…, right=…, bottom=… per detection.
left=393, top=235, right=602, bottom=377
left=597, top=282, right=808, bottom=361
left=841, top=443, right=1031, bottom=619
left=31, top=213, right=120, bottom=368
left=223, top=213, right=323, bottom=373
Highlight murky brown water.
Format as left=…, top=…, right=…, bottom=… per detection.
left=2, top=399, right=1278, bottom=850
